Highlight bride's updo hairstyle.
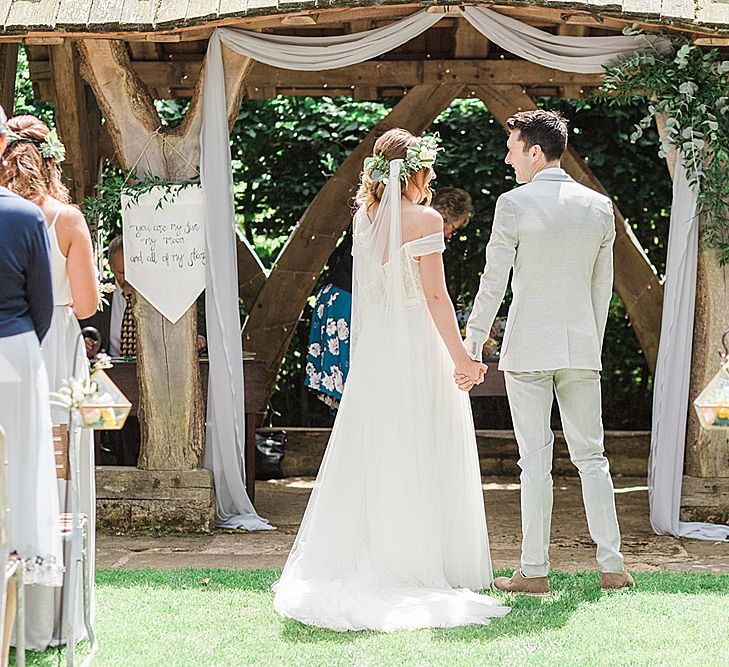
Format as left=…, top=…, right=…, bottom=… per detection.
left=355, top=128, right=434, bottom=210
left=0, top=114, right=70, bottom=204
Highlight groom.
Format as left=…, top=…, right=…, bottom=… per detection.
left=460, top=110, right=634, bottom=593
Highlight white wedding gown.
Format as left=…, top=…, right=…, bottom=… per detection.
left=273, top=160, right=509, bottom=632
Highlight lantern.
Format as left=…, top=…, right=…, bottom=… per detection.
left=693, top=330, right=729, bottom=430
left=78, top=369, right=132, bottom=430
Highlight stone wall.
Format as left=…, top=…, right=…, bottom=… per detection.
left=260, top=428, right=651, bottom=478
left=96, top=467, right=215, bottom=534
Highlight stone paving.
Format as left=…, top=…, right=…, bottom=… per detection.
left=97, top=476, right=729, bottom=573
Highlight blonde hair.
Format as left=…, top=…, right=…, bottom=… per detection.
left=355, top=128, right=434, bottom=210
left=0, top=115, right=71, bottom=204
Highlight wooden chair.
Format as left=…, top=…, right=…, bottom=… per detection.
left=0, top=425, right=25, bottom=667
left=51, top=419, right=97, bottom=667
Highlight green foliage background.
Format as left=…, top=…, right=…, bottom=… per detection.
left=15, top=49, right=672, bottom=429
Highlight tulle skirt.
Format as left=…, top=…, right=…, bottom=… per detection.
left=0, top=331, right=63, bottom=587
left=273, top=300, right=509, bottom=631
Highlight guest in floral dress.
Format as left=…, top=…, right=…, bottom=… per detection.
left=305, top=232, right=352, bottom=411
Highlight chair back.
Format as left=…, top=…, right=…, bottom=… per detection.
left=52, top=424, right=71, bottom=481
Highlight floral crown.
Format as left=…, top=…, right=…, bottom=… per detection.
left=363, top=133, right=442, bottom=184
left=6, top=127, right=66, bottom=163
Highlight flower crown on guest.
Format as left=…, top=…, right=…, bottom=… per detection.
left=6, top=127, right=66, bottom=163
left=363, top=133, right=442, bottom=184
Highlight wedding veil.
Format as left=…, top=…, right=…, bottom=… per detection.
left=350, top=158, right=408, bottom=363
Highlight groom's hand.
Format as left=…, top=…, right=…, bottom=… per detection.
left=453, top=361, right=487, bottom=392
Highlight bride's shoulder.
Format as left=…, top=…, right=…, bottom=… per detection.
left=411, top=204, right=443, bottom=235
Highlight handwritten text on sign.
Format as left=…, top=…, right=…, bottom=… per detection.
left=121, top=185, right=206, bottom=324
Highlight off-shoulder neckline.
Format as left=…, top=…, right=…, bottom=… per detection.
left=402, top=231, right=444, bottom=247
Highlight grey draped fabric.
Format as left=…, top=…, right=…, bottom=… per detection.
left=648, top=159, right=729, bottom=541
left=462, top=7, right=672, bottom=74
left=217, top=10, right=441, bottom=71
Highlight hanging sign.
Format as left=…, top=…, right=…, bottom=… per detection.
left=121, top=185, right=206, bottom=324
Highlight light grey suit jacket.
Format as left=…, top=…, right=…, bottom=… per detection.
left=465, top=168, right=616, bottom=372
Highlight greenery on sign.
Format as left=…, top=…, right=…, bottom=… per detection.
left=600, top=30, right=729, bottom=263
left=82, top=169, right=200, bottom=240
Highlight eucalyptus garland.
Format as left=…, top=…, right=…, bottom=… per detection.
left=82, top=167, right=200, bottom=236
left=599, top=28, right=729, bottom=264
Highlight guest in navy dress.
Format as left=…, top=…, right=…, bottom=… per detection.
left=0, top=104, right=63, bottom=662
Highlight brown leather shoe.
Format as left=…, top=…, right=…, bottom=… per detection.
left=601, top=571, right=635, bottom=591
left=493, top=569, right=550, bottom=595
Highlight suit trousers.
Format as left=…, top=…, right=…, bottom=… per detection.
left=504, top=368, right=625, bottom=577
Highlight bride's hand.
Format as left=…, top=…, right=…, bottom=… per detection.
left=454, top=360, right=487, bottom=391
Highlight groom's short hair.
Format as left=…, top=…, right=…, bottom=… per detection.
left=506, top=110, right=568, bottom=162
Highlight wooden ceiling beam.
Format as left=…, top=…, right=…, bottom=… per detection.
left=2, top=1, right=703, bottom=44
left=29, top=58, right=604, bottom=100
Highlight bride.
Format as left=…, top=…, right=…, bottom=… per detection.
left=273, top=128, right=510, bottom=632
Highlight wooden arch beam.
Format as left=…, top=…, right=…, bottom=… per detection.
left=475, top=84, right=663, bottom=372
left=242, top=83, right=464, bottom=397
left=49, top=42, right=99, bottom=203
left=0, top=43, right=17, bottom=114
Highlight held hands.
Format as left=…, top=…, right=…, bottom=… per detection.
left=453, top=359, right=488, bottom=392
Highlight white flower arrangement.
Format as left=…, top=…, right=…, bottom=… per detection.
left=90, top=352, right=113, bottom=374
left=363, top=133, right=443, bottom=184
left=51, top=377, right=98, bottom=411
left=51, top=352, right=114, bottom=409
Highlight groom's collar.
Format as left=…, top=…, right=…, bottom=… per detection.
left=531, top=167, right=572, bottom=183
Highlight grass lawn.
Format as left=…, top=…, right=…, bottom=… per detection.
left=12, top=569, right=729, bottom=667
